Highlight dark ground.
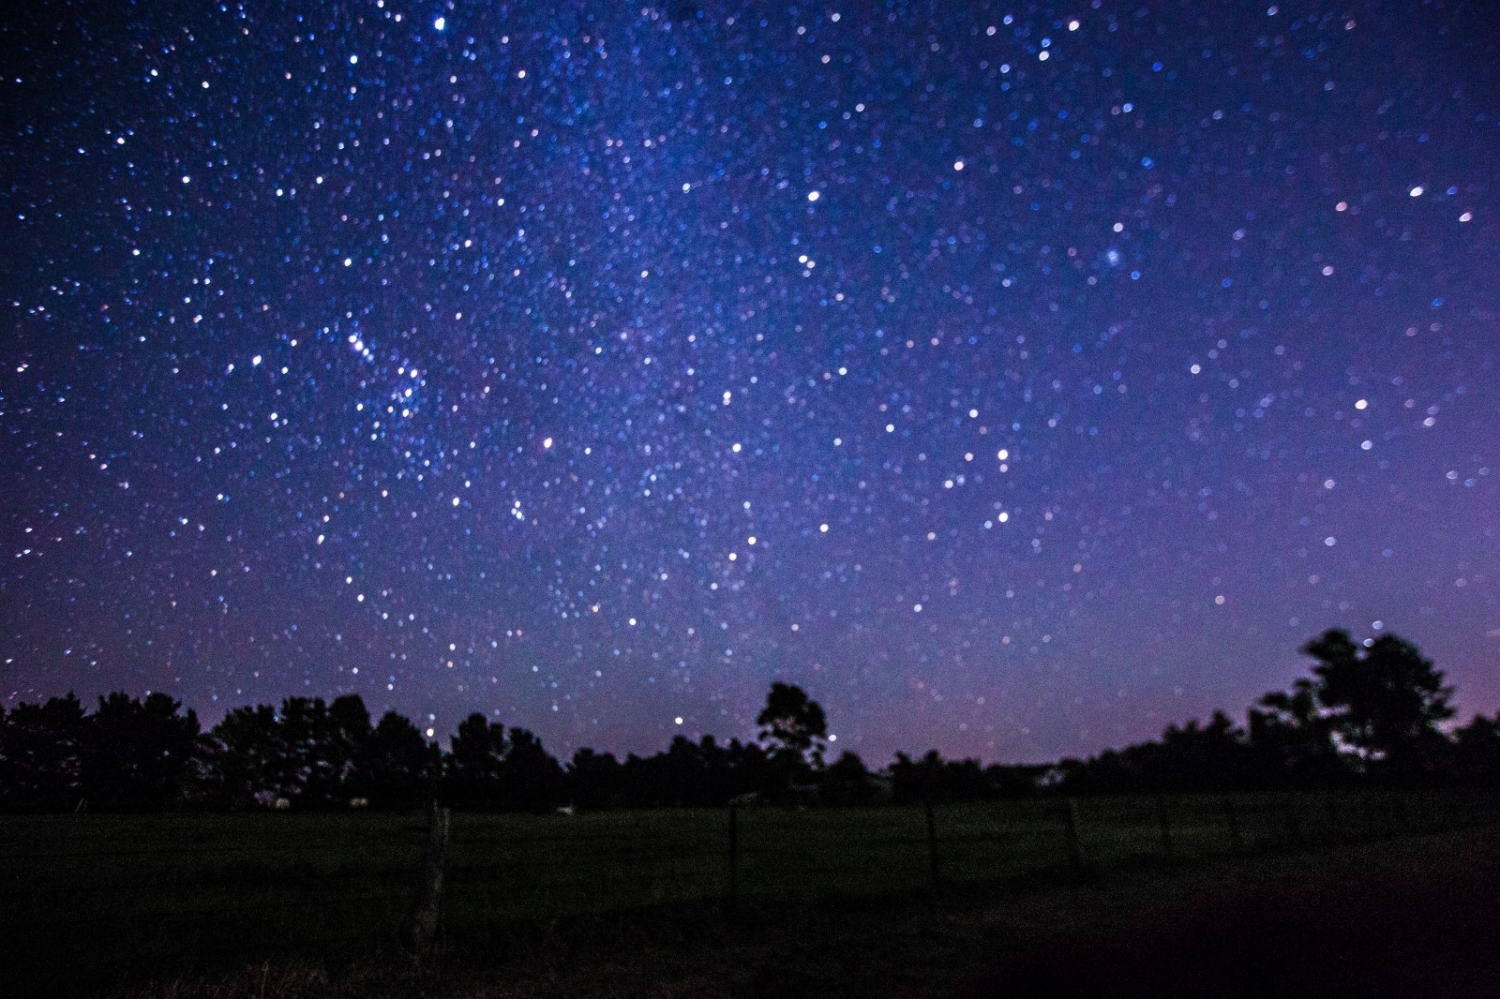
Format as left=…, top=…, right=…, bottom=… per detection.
left=84, top=823, right=1499, bottom=999
left=965, top=827, right=1500, bottom=999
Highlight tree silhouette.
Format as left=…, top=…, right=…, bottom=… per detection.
left=3, top=625, right=1495, bottom=813
left=755, top=681, right=828, bottom=800
left=326, top=694, right=373, bottom=802
left=499, top=727, right=566, bottom=810
left=444, top=716, right=563, bottom=810
left=567, top=747, right=624, bottom=809
left=82, top=692, right=200, bottom=811
left=208, top=704, right=288, bottom=808
left=820, top=750, right=880, bottom=805
left=445, top=713, right=507, bottom=809
left=1248, top=678, right=1343, bottom=785
left=0, top=694, right=86, bottom=812
left=363, top=710, right=438, bottom=809
left=1451, top=713, right=1500, bottom=784
left=1303, top=630, right=1454, bottom=780
left=756, top=682, right=827, bottom=765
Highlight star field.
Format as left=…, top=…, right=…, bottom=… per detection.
left=2, top=1, right=1498, bottom=761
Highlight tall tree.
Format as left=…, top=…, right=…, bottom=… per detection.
left=756, top=682, right=828, bottom=799
left=327, top=694, right=374, bottom=802
left=445, top=713, right=507, bottom=809
left=756, top=682, right=828, bottom=767
left=364, top=710, right=438, bottom=809
left=208, top=704, right=287, bottom=808
left=1303, top=630, right=1455, bottom=780
left=0, top=694, right=86, bottom=812
left=500, top=727, right=566, bottom=811
left=82, top=692, right=200, bottom=811
left=1248, top=678, right=1344, bottom=785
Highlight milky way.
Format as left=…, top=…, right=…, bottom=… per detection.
left=3, top=1, right=1497, bottom=761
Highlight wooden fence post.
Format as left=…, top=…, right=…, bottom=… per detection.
left=1224, top=799, right=1243, bottom=855
left=1154, top=795, right=1174, bottom=860
left=400, top=800, right=450, bottom=957
left=925, top=799, right=939, bottom=889
left=727, top=802, right=739, bottom=908
left=1063, top=798, right=1086, bottom=867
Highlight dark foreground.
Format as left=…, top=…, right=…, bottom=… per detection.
left=967, top=827, right=1500, bottom=999
left=55, top=823, right=1496, bottom=999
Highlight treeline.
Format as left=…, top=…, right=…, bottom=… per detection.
left=2, top=630, right=1498, bottom=813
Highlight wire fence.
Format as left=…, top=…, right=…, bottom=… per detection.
left=1, top=788, right=1497, bottom=992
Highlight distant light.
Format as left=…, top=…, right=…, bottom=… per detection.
left=674, top=716, right=683, bottom=725
left=953, top=159, right=965, bottom=171
left=807, top=190, right=820, bottom=202
left=452, top=496, right=460, bottom=507
left=1355, top=399, right=1368, bottom=410
left=542, top=437, right=553, bottom=448
left=1325, top=536, right=1336, bottom=546
left=349, top=54, right=358, bottom=65
left=1336, top=201, right=1348, bottom=211
left=251, top=355, right=262, bottom=366
left=913, top=603, right=922, bottom=612
left=433, top=16, right=445, bottom=30
left=1410, top=185, right=1424, bottom=197
left=1068, top=19, right=1080, bottom=31
left=1460, top=211, right=1472, bottom=222
left=1038, top=50, right=1050, bottom=61
left=819, top=523, right=829, bottom=533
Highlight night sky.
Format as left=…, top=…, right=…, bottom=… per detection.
left=3, top=1, right=1497, bottom=763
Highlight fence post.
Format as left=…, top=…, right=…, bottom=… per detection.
left=1154, top=795, right=1174, bottom=860
left=727, top=802, right=739, bottom=908
left=1063, top=798, right=1086, bottom=867
left=400, top=800, right=450, bottom=957
left=925, top=798, right=940, bottom=889
left=1224, top=799, right=1243, bottom=854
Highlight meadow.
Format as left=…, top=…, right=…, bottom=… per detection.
left=0, top=789, right=1493, bottom=997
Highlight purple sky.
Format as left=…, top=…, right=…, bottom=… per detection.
left=3, top=1, right=1497, bottom=763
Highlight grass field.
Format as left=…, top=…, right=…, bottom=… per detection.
left=0, top=789, right=1494, bottom=997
